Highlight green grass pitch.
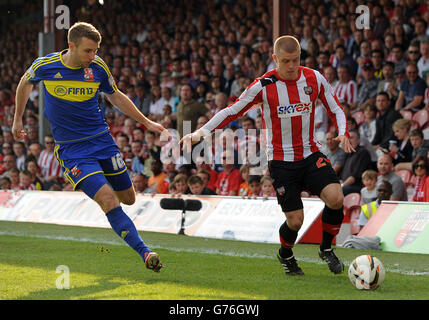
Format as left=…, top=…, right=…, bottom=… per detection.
left=1, top=220, right=429, bottom=300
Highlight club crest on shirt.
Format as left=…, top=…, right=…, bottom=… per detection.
left=84, top=68, right=94, bottom=81
left=304, top=86, right=313, bottom=95
left=70, top=166, right=82, bottom=178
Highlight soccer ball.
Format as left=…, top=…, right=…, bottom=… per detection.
left=348, top=255, right=385, bottom=290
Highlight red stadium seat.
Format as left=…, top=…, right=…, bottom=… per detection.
left=351, top=111, right=365, bottom=126
left=343, top=192, right=362, bottom=220
left=400, top=109, right=413, bottom=120
left=349, top=207, right=361, bottom=235
left=409, top=174, right=419, bottom=188
left=412, top=109, right=429, bottom=129
left=396, top=169, right=412, bottom=187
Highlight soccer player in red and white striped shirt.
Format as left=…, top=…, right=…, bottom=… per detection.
left=181, top=35, right=355, bottom=276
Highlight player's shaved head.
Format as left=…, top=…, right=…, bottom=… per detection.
left=274, top=36, right=301, bottom=56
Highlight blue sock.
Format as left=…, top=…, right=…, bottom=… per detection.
left=106, top=206, right=151, bottom=261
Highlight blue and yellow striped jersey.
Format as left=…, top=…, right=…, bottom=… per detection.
left=25, top=50, right=118, bottom=144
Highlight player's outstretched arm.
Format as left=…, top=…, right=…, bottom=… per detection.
left=106, top=90, right=170, bottom=139
left=179, top=128, right=210, bottom=152
left=334, top=135, right=356, bottom=153
left=13, top=75, right=33, bottom=140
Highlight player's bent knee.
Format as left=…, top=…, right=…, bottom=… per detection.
left=285, top=210, right=304, bottom=231
left=115, top=188, right=136, bottom=206
left=93, top=185, right=121, bottom=213
left=321, top=183, right=344, bottom=209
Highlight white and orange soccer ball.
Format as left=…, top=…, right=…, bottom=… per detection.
left=348, top=255, right=385, bottom=290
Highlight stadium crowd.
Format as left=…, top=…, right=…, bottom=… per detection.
left=2, top=0, right=429, bottom=206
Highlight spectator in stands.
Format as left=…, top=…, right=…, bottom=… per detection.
left=395, top=63, right=427, bottom=112
left=130, top=140, right=145, bottom=175
left=171, top=173, right=189, bottom=195
left=18, top=170, right=35, bottom=190
left=389, top=119, right=413, bottom=165
left=38, top=135, right=62, bottom=189
left=395, top=129, right=429, bottom=171
left=0, top=177, right=11, bottom=190
left=372, top=92, right=402, bottom=151
left=142, top=130, right=160, bottom=177
left=340, top=130, right=371, bottom=195
left=238, top=164, right=251, bottom=197
left=417, top=37, right=429, bottom=78
left=134, top=84, right=151, bottom=116
left=215, top=151, right=243, bottom=196
left=359, top=104, right=377, bottom=145
left=25, top=157, right=43, bottom=190
left=323, top=65, right=338, bottom=87
left=324, top=131, right=346, bottom=175
left=195, top=168, right=214, bottom=193
left=357, top=58, right=379, bottom=111
left=187, top=174, right=216, bottom=195
left=28, top=142, right=43, bottom=162
left=132, top=173, right=149, bottom=194
left=261, top=175, right=276, bottom=198
left=8, top=167, right=19, bottom=190
left=360, top=169, right=379, bottom=204
left=176, top=84, right=208, bottom=138
left=147, top=157, right=169, bottom=194
left=358, top=180, right=393, bottom=230
left=2, top=154, right=17, bottom=174
left=371, top=49, right=384, bottom=81
left=333, top=64, right=358, bottom=110
left=407, top=41, right=421, bottom=65
left=411, top=155, right=429, bottom=201
left=377, top=61, right=397, bottom=99
left=389, top=44, right=408, bottom=75
left=116, top=133, right=130, bottom=152
left=376, top=153, right=408, bottom=201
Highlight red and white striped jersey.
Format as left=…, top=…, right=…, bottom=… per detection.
left=333, top=80, right=358, bottom=105
left=38, top=150, right=62, bottom=178
left=201, top=67, right=349, bottom=162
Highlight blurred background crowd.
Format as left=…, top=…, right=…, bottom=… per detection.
left=2, top=0, right=429, bottom=206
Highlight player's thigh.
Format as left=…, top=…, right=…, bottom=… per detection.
left=269, top=161, right=304, bottom=215
left=99, top=154, right=135, bottom=205
left=304, top=153, right=341, bottom=200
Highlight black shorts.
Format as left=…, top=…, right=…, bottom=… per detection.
left=268, top=152, right=340, bottom=213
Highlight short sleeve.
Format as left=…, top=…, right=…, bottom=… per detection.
left=25, top=58, right=46, bottom=83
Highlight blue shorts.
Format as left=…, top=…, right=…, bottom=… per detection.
left=54, top=131, right=132, bottom=198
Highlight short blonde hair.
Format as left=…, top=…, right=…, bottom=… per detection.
left=274, top=35, right=301, bottom=56
left=392, top=119, right=411, bottom=131
left=68, top=22, right=101, bottom=45
left=362, top=169, right=378, bottom=180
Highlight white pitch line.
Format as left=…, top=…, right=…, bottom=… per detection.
left=1, top=230, right=428, bottom=276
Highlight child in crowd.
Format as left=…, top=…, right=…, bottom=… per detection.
left=170, top=173, right=189, bottom=195
left=8, top=168, right=20, bottom=190
left=261, top=175, right=276, bottom=199
left=18, top=170, right=36, bottom=190
left=187, top=174, right=217, bottom=195
left=248, top=175, right=262, bottom=198
left=239, top=164, right=251, bottom=197
left=360, top=169, right=378, bottom=203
